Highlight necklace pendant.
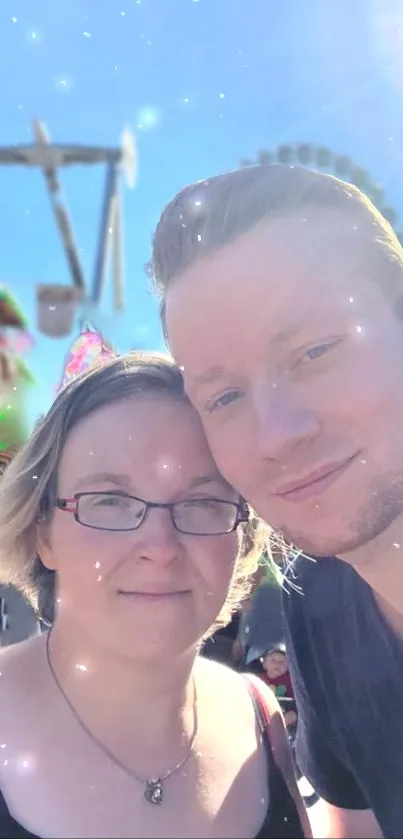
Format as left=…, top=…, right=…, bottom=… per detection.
left=144, top=778, right=164, bottom=805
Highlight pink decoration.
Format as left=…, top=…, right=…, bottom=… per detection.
left=58, top=324, right=114, bottom=391
left=0, top=329, right=34, bottom=356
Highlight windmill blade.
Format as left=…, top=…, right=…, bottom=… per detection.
left=53, top=145, right=120, bottom=166
left=32, top=120, right=85, bottom=292
left=0, top=147, right=38, bottom=165
left=111, top=191, right=124, bottom=312
left=120, top=128, right=137, bottom=188
left=91, top=161, right=118, bottom=305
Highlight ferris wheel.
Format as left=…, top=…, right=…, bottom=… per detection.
left=239, top=142, right=402, bottom=243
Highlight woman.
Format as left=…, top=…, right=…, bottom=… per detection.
left=0, top=348, right=309, bottom=838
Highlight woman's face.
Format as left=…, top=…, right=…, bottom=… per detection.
left=38, top=393, right=241, bottom=661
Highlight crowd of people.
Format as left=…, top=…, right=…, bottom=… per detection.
left=0, top=161, right=402, bottom=836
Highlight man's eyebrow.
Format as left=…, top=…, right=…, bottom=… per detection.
left=187, top=366, right=226, bottom=395
left=270, top=313, right=346, bottom=347
left=187, top=326, right=308, bottom=394
left=73, top=472, right=131, bottom=491
left=268, top=316, right=322, bottom=347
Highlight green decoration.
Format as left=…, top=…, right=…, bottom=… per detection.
left=0, top=287, right=27, bottom=328
left=0, top=287, right=34, bottom=449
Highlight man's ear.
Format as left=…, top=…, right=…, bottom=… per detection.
left=36, top=523, right=57, bottom=572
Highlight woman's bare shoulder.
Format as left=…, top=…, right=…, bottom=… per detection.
left=195, top=657, right=258, bottom=723
left=0, top=634, right=46, bottom=706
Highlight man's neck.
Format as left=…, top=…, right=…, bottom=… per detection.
left=342, top=516, right=403, bottom=627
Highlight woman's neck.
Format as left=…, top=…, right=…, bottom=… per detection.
left=46, top=620, right=198, bottom=770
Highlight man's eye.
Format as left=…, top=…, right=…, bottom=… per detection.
left=206, top=389, right=244, bottom=414
left=301, top=339, right=342, bottom=363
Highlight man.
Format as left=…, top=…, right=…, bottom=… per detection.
left=149, top=164, right=403, bottom=837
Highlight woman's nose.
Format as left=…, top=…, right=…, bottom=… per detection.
left=134, top=507, right=182, bottom=565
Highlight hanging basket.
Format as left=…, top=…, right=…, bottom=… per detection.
left=36, top=284, right=82, bottom=338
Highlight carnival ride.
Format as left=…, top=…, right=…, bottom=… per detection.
left=1, top=119, right=136, bottom=338
left=0, top=119, right=137, bottom=638
left=0, top=119, right=137, bottom=448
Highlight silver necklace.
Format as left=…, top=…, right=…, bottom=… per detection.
left=45, top=630, right=198, bottom=805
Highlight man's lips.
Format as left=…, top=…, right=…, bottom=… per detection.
left=272, top=455, right=359, bottom=502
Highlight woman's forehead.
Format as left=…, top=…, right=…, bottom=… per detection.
left=57, top=394, right=232, bottom=494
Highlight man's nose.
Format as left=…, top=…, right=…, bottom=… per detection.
left=252, top=382, right=321, bottom=461
left=134, top=507, right=182, bottom=565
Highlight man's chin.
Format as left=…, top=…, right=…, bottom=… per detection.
left=278, top=525, right=365, bottom=561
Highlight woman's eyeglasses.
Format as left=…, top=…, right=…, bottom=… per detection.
left=56, top=492, right=249, bottom=536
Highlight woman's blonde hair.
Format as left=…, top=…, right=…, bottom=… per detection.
left=0, top=350, right=267, bottom=632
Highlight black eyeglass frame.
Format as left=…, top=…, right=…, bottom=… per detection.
left=56, top=491, right=250, bottom=535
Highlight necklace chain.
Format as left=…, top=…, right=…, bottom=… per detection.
left=45, top=630, right=198, bottom=805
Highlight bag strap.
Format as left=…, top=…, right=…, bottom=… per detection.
left=243, top=674, right=309, bottom=838
left=243, top=673, right=296, bottom=793
left=243, top=674, right=276, bottom=757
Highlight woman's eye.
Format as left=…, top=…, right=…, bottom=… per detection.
left=206, top=389, right=244, bottom=414
left=95, top=495, right=128, bottom=507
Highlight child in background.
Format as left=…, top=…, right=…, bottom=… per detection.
left=260, top=644, right=297, bottom=729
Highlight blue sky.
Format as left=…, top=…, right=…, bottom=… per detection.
left=3, top=0, right=403, bottom=426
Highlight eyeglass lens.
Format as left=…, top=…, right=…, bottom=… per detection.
left=77, top=493, right=238, bottom=534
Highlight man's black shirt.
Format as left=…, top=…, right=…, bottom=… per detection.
left=283, top=555, right=403, bottom=838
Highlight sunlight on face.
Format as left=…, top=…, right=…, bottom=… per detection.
left=166, top=211, right=403, bottom=559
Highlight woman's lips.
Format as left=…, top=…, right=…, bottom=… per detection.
left=118, top=590, right=190, bottom=602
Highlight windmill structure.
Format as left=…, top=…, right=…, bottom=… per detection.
left=0, top=121, right=137, bottom=641
left=0, top=119, right=137, bottom=337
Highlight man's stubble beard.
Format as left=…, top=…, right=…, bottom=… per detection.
left=274, top=474, right=403, bottom=562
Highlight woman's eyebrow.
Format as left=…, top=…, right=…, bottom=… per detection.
left=73, top=472, right=131, bottom=491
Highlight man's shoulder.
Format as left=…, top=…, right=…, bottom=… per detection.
left=284, top=552, right=349, bottom=586
left=282, top=554, right=360, bottom=627
left=284, top=553, right=348, bottom=594
left=280, top=557, right=354, bottom=705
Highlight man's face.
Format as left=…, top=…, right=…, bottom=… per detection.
left=166, top=210, right=403, bottom=558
